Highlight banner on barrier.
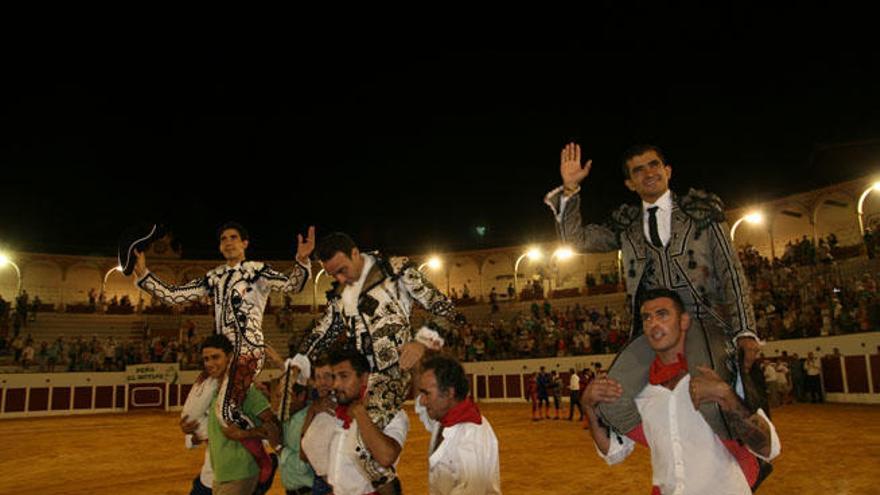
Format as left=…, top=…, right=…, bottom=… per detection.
left=125, top=363, right=180, bottom=384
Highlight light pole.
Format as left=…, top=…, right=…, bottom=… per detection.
left=418, top=256, right=448, bottom=294
left=514, top=247, right=542, bottom=300
left=730, top=211, right=764, bottom=242
left=418, top=256, right=442, bottom=272
left=312, top=268, right=327, bottom=313
left=0, top=253, right=22, bottom=295
left=857, top=181, right=880, bottom=237
left=548, top=247, right=574, bottom=295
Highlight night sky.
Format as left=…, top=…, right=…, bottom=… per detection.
left=3, top=27, right=880, bottom=261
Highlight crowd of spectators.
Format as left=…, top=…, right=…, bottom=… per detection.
left=739, top=242, right=880, bottom=340
left=445, top=301, right=630, bottom=362
left=0, top=320, right=209, bottom=373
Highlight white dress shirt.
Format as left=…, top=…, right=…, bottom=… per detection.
left=597, top=374, right=780, bottom=495
left=341, top=254, right=376, bottom=316
left=642, top=189, right=673, bottom=247
left=415, top=396, right=501, bottom=495
left=327, top=409, right=409, bottom=495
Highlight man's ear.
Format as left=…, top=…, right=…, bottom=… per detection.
left=624, top=178, right=636, bottom=192
left=680, top=312, right=691, bottom=332
left=242, top=239, right=249, bottom=250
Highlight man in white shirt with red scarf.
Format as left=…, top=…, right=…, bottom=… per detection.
left=584, top=288, right=780, bottom=495
left=326, top=347, right=409, bottom=495
left=415, top=355, right=500, bottom=495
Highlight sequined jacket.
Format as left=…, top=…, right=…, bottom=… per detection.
left=137, top=260, right=310, bottom=349
left=545, top=186, right=757, bottom=342
left=299, top=252, right=459, bottom=372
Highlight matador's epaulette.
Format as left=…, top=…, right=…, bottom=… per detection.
left=678, top=188, right=726, bottom=238
left=385, top=255, right=413, bottom=281
left=607, top=202, right=641, bottom=235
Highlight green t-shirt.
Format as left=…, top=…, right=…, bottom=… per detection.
left=208, top=385, right=271, bottom=483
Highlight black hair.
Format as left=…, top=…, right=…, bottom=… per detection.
left=422, top=355, right=469, bottom=401
left=201, top=334, right=233, bottom=354
left=328, top=346, right=371, bottom=374
left=217, top=221, right=249, bottom=242
left=621, top=144, right=668, bottom=179
left=639, top=287, right=686, bottom=315
left=317, top=232, right=357, bottom=262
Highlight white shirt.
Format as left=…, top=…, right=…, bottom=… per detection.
left=341, top=254, right=376, bottom=316
left=415, top=396, right=501, bottom=495
left=327, top=408, right=409, bottom=495
left=642, top=189, right=673, bottom=247
left=302, top=412, right=338, bottom=476
left=805, top=358, right=821, bottom=376
left=763, top=364, right=779, bottom=384
left=598, top=374, right=780, bottom=495
left=569, top=373, right=581, bottom=392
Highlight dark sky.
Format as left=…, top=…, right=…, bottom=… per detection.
left=3, top=27, right=880, bottom=260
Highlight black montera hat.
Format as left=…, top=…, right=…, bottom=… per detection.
left=118, top=224, right=164, bottom=276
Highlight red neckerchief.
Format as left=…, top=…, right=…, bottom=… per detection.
left=335, top=383, right=368, bottom=429
left=648, top=353, right=688, bottom=385
left=335, top=404, right=353, bottom=429
left=440, top=397, right=482, bottom=427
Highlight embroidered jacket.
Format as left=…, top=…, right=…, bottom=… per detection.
left=545, top=186, right=757, bottom=342
left=137, top=260, right=310, bottom=347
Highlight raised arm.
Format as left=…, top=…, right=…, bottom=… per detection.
left=544, top=142, right=622, bottom=253
left=133, top=250, right=210, bottom=305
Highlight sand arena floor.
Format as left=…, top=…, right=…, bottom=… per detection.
left=0, top=402, right=878, bottom=494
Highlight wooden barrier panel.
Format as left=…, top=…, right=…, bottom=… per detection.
left=52, top=387, right=71, bottom=410
left=844, top=356, right=869, bottom=393
left=169, top=384, right=179, bottom=407
left=5, top=388, right=25, bottom=413
left=95, top=386, right=114, bottom=409
left=128, top=383, right=165, bottom=410
left=822, top=357, right=844, bottom=393
left=74, top=387, right=93, bottom=409
left=505, top=374, right=521, bottom=399
left=488, top=376, right=504, bottom=398
left=115, top=386, right=126, bottom=408
left=871, top=355, right=880, bottom=394
left=29, top=388, right=49, bottom=412
left=476, top=376, right=487, bottom=399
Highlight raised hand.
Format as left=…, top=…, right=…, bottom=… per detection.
left=560, top=142, right=592, bottom=192
left=296, top=226, right=316, bottom=264
left=582, top=376, right=623, bottom=410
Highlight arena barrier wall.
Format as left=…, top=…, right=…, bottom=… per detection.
left=2, top=333, right=878, bottom=418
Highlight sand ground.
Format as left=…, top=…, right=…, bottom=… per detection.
left=1, top=402, right=878, bottom=494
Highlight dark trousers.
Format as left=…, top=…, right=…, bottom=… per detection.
left=311, top=476, right=333, bottom=495
left=189, top=476, right=211, bottom=495
left=806, top=375, right=823, bottom=403
left=568, top=391, right=584, bottom=420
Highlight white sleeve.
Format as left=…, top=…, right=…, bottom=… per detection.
left=595, top=430, right=635, bottom=465
left=751, top=408, right=781, bottom=462
left=415, top=327, right=445, bottom=350
left=383, top=410, right=410, bottom=448
left=413, top=394, right=436, bottom=431
left=285, top=354, right=311, bottom=384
